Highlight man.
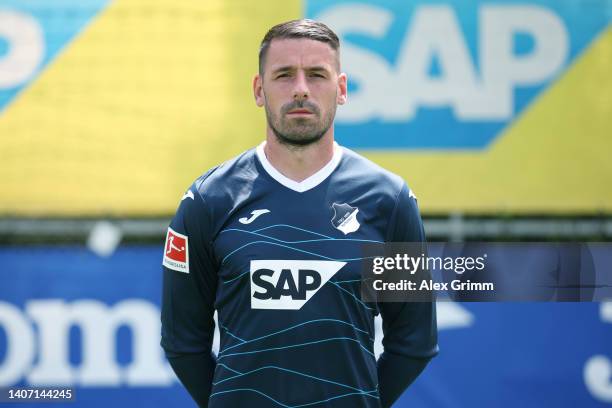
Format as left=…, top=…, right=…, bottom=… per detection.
left=161, top=19, right=438, bottom=408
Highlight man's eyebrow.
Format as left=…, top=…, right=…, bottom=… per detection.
left=271, top=66, right=295, bottom=74
left=270, top=65, right=332, bottom=74
left=306, top=66, right=330, bottom=72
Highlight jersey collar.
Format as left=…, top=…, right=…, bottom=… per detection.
left=255, top=141, right=343, bottom=193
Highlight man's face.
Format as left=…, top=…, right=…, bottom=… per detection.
left=254, top=38, right=347, bottom=146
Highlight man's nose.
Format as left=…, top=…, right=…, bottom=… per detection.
left=293, top=71, right=309, bottom=100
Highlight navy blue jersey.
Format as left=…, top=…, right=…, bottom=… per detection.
left=161, top=143, right=438, bottom=407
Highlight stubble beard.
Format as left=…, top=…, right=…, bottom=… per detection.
left=265, top=97, right=336, bottom=147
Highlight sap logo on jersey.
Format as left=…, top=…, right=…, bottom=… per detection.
left=163, top=227, right=189, bottom=273
left=250, top=260, right=346, bottom=310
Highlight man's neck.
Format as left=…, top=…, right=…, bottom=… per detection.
left=263, top=132, right=336, bottom=182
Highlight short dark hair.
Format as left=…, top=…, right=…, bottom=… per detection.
left=259, top=19, right=340, bottom=74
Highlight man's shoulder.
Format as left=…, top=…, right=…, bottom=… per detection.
left=337, top=146, right=408, bottom=197
left=190, top=147, right=259, bottom=203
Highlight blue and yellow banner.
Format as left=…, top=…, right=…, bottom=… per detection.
left=0, top=0, right=610, bottom=215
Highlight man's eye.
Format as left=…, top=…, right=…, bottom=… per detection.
left=310, top=73, right=325, bottom=78
left=276, top=73, right=290, bottom=79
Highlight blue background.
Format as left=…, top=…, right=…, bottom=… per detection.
left=0, top=245, right=610, bottom=407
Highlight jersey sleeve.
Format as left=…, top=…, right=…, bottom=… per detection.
left=380, top=183, right=438, bottom=358
left=161, top=184, right=218, bottom=356
left=385, top=183, right=426, bottom=243
left=377, top=184, right=438, bottom=407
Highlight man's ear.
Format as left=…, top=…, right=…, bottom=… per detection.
left=337, top=72, right=347, bottom=105
left=253, top=74, right=265, bottom=107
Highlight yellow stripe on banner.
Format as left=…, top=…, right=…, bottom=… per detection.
left=0, top=0, right=300, bottom=216
left=364, top=26, right=612, bottom=214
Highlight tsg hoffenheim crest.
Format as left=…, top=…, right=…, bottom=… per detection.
left=331, top=203, right=360, bottom=235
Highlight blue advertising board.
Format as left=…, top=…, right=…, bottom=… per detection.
left=0, top=245, right=610, bottom=407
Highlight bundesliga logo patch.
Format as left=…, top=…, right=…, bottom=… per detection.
left=163, top=227, right=189, bottom=273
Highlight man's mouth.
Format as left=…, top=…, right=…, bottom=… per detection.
left=287, top=109, right=313, bottom=115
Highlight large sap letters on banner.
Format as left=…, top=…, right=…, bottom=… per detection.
left=0, top=246, right=611, bottom=407
left=308, top=0, right=609, bottom=149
